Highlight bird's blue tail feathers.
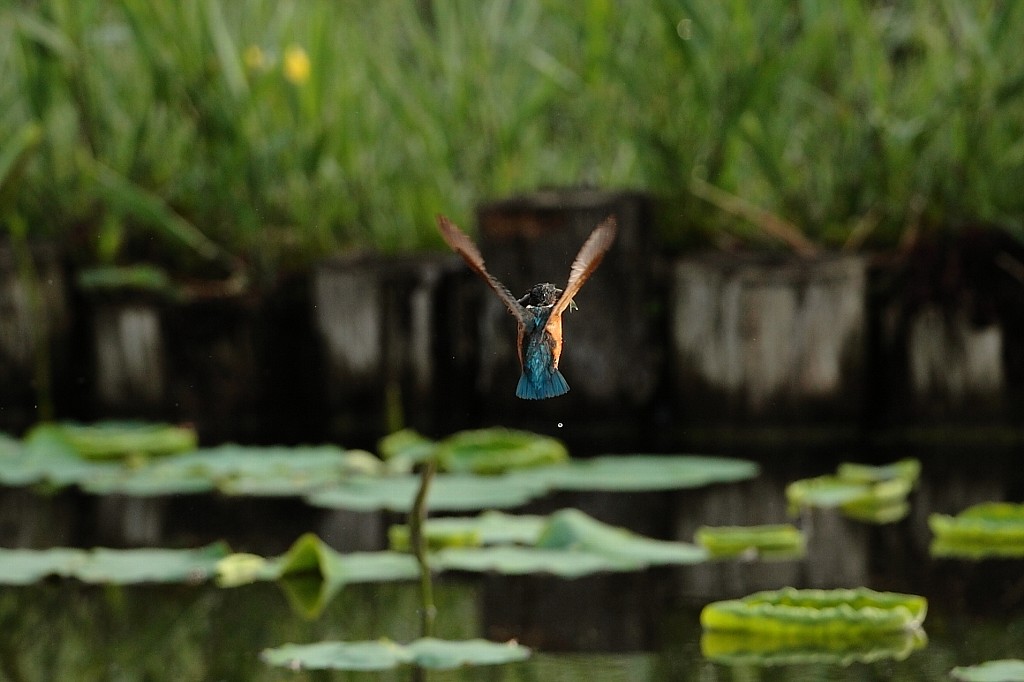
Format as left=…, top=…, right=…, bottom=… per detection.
left=516, top=369, right=570, bottom=400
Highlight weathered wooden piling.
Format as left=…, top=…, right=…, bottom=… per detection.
left=163, top=296, right=262, bottom=443
left=0, top=242, right=69, bottom=432
left=670, top=253, right=867, bottom=425
left=312, top=253, right=456, bottom=443
left=90, top=299, right=166, bottom=416
left=872, top=230, right=1024, bottom=425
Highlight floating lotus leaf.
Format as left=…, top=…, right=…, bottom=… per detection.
left=536, top=509, right=708, bottom=565
left=0, top=433, right=19, bottom=457
left=405, top=638, right=530, bottom=669
left=786, top=459, right=919, bottom=524
left=269, top=532, right=349, bottom=585
left=80, top=460, right=216, bottom=496
left=701, top=587, right=927, bottom=636
left=388, top=525, right=481, bottom=552
left=433, top=510, right=705, bottom=576
left=842, top=498, right=911, bottom=525
left=306, top=474, right=547, bottom=512
left=18, top=428, right=120, bottom=487
left=207, top=445, right=378, bottom=495
left=377, top=429, right=437, bottom=473
left=0, top=434, right=51, bottom=486
left=218, top=535, right=418, bottom=618
left=514, top=455, right=759, bottom=492
left=217, top=534, right=418, bottom=587
left=836, top=458, right=921, bottom=486
left=4, top=426, right=762, bottom=506
left=58, top=443, right=371, bottom=497
left=261, top=638, right=530, bottom=671
left=435, top=545, right=640, bottom=576
left=216, top=553, right=270, bottom=587
left=695, top=524, right=805, bottom=559
left=930, top=503, right=1024, bottom=559
left=0, top=544, right=230, bottom=585
left=701, top=628, right=927, bottom=667
left=390, top=509, right=706, bottom=576
left=74, top=543, right=230, bottom=584
left=951, top=659, right=1024, bottom=682
left=0, top=548, right=87, bottom=584
left=435, top=428, right=568, bottom=475
left=389, top=511, right=546, bottom=551
left=27, top=421, right=197, bottom=460
left=263, top=640, right=411, bottom=671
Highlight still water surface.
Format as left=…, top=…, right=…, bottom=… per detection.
left=0, top=572, right=1021, bottom=681
left=1, top=438, right=1022, bottom=680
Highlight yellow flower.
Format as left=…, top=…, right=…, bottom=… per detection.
left=283, top=45, right=310, bottom=85
left=243, top=45, right=266, bottom=72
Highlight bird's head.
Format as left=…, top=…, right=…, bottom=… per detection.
left=518, top=283, right=562, bottom=307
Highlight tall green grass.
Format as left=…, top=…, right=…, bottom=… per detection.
left=2, top=0, right=1023, bottom=282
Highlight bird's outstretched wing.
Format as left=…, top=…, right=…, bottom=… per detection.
left=550, top=216, right=618, bottom=317
left=436, top=215, right=529, bottom=325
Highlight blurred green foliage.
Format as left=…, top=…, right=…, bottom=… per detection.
left=2, top=0, right=1024, bottom=282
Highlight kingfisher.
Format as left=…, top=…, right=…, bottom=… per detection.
left=436, top=214, right=617, bottom=399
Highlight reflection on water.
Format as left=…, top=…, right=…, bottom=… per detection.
left=0, top=576, right=1022, bottom=681
left=0, top=440, right=1022, bottom=679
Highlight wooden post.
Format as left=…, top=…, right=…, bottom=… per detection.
left=670, top=253, right=867, bottom=425
left=311, top=253, right=454, bottom=442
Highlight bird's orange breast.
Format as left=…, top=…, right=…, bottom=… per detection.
left=545, top=313, right=564, bottom=368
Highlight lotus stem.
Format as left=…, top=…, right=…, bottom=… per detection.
left=409, top=457, right=437, bottom=637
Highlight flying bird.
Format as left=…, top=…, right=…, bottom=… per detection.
left=436, top=214, right=617, bottom=399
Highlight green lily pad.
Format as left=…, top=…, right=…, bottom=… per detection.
left=74, top=444, right=371, bottom=497
left=209, top=444, right=378, bottom=495
left=27, top=421, right=197, bottom=460
left=263, top=640, right=411, bottom=671
left=0, top=548, right=88, bottom=584
left=261, top=638, right=530, bottom=671
left=434, top=546, right=639, bottom=577
left=842, top=498, right=911, bottom=525
left=405, top=638, right=530, bottom=669
left=0, top=542, right=231, bottom=585
left=701, top=628, right=927, bottom=667
left=435, top=428, right=568, bottom=474
left=306, top=474, right=547, bottom=512
left=434, top=509, right=707, bottom=576
left=786, top=476, right=870, bottom=508
left=695, top=524, right=805, bottom=559
left=216, top=535, right=417, bottom=618
left=930, top=503, right=1024, bottom=559
left=389, top=511, right=547, bottom=551
left=701, top=587, right=928, bottom=636
left=377, top=429, right=438, bottom=473
left=0, top=434, right=53, bottom=486
left=836, top=458, right=921, bottom=486
left=951, top=660, right=1024, bottom=682
left=388, top=525, right=481, bottom=552
left=74, top=543, right=230, bottom=584
left=18, top=428, right=121, bottom=487
left=537, top=509, right=708, bottom=565
left=787, top=460, right=917, bottom=524
left=516, top=455, right=759, bottom=492
left=217, top=534, right=418, bottom=587
left=0, top=433, right=20, bottom=457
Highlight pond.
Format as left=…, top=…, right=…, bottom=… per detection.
left=1, top=435, right=1022, bottom=680
left=1, top=575, right=1022, bottom=680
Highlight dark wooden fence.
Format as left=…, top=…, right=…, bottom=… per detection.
left=4, top=191, right=1024, bottom=447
